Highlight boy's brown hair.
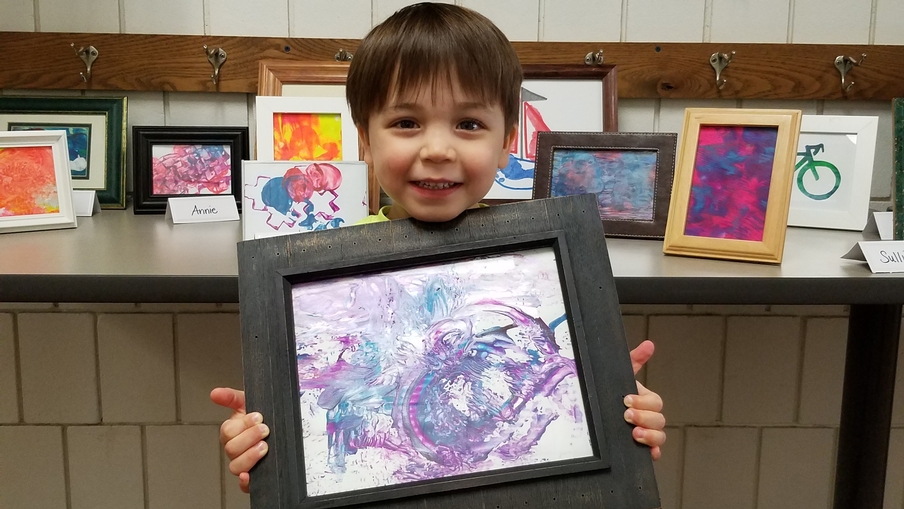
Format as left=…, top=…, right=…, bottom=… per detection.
left=346, top=2, right=522, bottom=131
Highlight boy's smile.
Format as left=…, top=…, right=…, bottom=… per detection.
left=359, top=78, right=517, bottom=222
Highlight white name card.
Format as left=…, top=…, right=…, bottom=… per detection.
left=72, top=190, right=101, bottom=217
left=863, top=211, right=893, bottom=240
left=165, top=195, right=239, bottom=224
left=852, top=241, right=904, bottom=273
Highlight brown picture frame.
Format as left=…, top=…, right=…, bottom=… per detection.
left=663, top=108, right=802, bottom=264
left=533, top=131, right=676, bottom=239
left=257, top=60, right=381, bottom=214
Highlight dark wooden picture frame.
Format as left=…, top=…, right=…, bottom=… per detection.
left=0, top=96, right=127, bottom=209
left=533, top=132, right=676, bottom=239
left=484, top=64, right=619, bottom=205
left=132, top=126, right=248, bottom=214
left=237, top=195, right=658, bottom=509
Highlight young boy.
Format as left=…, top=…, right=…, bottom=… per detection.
left=212, top=2, right=666, bottom=493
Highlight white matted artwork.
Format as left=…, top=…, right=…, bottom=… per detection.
left=255, top=96, right=358, bottom=163
left=0, top=130, right=77, bottom=234
left=788, top=115, right=878, bottom=230
left=242, top=160, right=368, bottom=240
left=489, top=79, right=604, bottom=201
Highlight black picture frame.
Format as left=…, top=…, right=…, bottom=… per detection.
left=237, top=195, right=658, bottom=509
left=132, top=126, right=248, bottom=214
left=0, top=96, right=127, bottom=209
left=533, top=132, right=677, bottom=239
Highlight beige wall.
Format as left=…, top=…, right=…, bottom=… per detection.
left=2, top=1, right=904, bottom=508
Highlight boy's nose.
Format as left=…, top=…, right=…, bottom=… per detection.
left=419, top=130, right=455, bottom=162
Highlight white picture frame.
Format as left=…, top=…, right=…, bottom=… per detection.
left=0, top=130, right=77, bottom=234
left=254, top=96, right=358, bottom=164
left=788, top=115, right=878, bottom=231
left=242, top=160, right=369, bottom=240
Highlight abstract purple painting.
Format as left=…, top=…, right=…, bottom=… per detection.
left=684, top=125, right=778, bottom=241
left=290, top=247, right=594, bottom=496
left=551, top=149, right=657, bottom=221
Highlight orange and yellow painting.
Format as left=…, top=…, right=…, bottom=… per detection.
left=0, top=146, right=60, bottom=217
left=273, top=113, right=343, bottom=161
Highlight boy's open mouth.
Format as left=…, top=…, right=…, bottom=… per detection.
left=414, top=181, right=459, bottom=190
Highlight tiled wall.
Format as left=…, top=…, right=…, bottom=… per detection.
left=2, top=1, right=904, bottom=508
left=1, top=303, right=903, bottom=509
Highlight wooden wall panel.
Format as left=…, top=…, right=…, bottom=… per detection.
left=1, top=32, right=903, bottom=100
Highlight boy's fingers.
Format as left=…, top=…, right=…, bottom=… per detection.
left=221, top=412, right=267, bottom=450
left=228, top=440, right=269, bottom=477
left=210, top=387, right=246, bottom=413
left=625, top=381, right=663, bottom=413
left=632, top=426, right=667, bottom=451
left=238, top=472, right=251, bottom=494
left=624, top=408, right=666, bottom=433
left=629, top=340, right=655, bottom=375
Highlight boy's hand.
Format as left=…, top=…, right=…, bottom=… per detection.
left=625, top=340, right=666, bottom=460
left=210, top=387, right=270, bottom=493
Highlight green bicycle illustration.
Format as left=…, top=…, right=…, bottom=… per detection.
left=795, top=144, right=841, bottom=200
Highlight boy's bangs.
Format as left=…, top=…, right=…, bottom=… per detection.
left=389, top=56, right=498, bottom=109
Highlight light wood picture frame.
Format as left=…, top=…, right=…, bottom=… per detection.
left=663, top=108, right=802, bottom=264
left=257, top=60, right=381, bottom=214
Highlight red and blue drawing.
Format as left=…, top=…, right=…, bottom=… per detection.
left=685, top=125, right=778, bottom=241
left=249, top=162, right=345, bottom=231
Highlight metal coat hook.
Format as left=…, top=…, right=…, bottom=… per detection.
left=71, top=43, right=98, bottom=82
left=203, top=45, right=227, bottom=85
left=835, top=53, right=866, bottom=92
left=709, top=51, right=735, bottom=89
left=584, top=50, right=604, bottom=66
left=334, top=49, right=353, bottom=62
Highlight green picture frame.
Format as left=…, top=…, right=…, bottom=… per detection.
left=0, top=96, right=127, bottom=209
left=894, top=98, right=904, bottom=240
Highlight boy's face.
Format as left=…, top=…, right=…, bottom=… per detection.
left=358, top=77, right=517, bottom=222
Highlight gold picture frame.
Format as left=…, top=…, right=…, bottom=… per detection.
left=663, top=108, right=802, bottom=264
left=257, top=60, right=380, bottom=214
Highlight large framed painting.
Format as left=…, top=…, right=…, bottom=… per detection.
left=663, top=108, right=802, bottom=264
left=486, top=64, right=618, bottom=203
left=238, top=195, right=658, bottom=509
left=788, top=115, right=878, bottom=231
left=894, top=98, right=904, bottom=240
left=0, top=96, right=127, bottom=209
left=533, top=131, right=676, bottom=239
left=241, top=160, right=369, bottom=240
left=0, top=130, right=77, bottom=234
left=132, top=126, right=249, bottom=214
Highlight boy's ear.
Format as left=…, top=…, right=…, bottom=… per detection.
left=497, top=125, right=518, bottom=168
left=357, top=124, right=373, bottom=166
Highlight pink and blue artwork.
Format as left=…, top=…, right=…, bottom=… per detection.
left=290, top=247, right=594, bottom=496
left=551, top=149, right=657, bottom=221
left=242, top=161, right=368, bottom=240
left=685, top=125, right=778, bottom=241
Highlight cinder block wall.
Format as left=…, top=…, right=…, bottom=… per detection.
left=2, top=304, right=903, bottom=509
left=2, top=1, right=904, bottom=508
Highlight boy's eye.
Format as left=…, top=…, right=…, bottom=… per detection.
left=394, top=119, right=418, bottom=129
left=458, top=119, right=482, bottom=131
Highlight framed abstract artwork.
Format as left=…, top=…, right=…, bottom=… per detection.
left=533, top=131, right=676, bottom=239
left=242, top=160, right=368, bottom=240
left=256, top=96, right=357, bottom=163
left=257, top=60, right=383, bottom=215
left=787, top=115, right=878, bottom=231
left=132, top=126, right=248, bottom=214
left=0, top=96, right=127, bottom=209
left=238, top=194, right=658, bottom=509
left=894, top=98, right=904, bottom=240
left=0, top=130, right=77, bottom=234
left=486, top=64, right=618, bottom=203
left=663, top=108, right=802, bottom=264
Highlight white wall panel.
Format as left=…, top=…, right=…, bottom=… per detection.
left=540, top=0, right=621, bottom=42
left=290, top=0, right=372, bottom=37
left=0, top=0, right=35, bottom=31
left=207, top=0, right=288, bottom=36
left=625, top=0, right=706, bottom=42
left=37, top=0, right=120, bottom=33
left=791, top=0, right=870, bottom=43
left=123, top=0, right=204, bottom=35
left=710, top=0, right=789, bottom=43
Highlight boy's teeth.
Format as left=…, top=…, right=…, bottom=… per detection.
left=417, top=181, right=455, bottom=190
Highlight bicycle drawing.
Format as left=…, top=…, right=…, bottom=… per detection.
left=794, top=143, right=841, bottom=200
